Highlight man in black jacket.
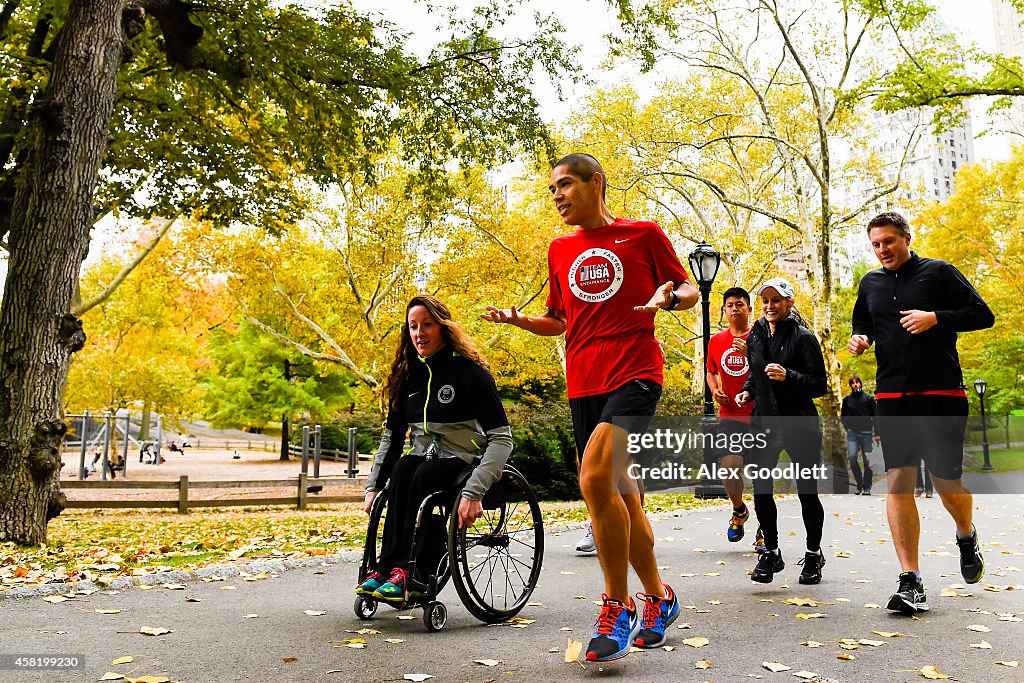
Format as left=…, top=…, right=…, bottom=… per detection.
left=849, top=211, right=994, bottom=616
left=841, top=376, right=877, bottom=495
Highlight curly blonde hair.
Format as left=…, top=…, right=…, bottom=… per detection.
left=384, top=295, right=489, bottom=409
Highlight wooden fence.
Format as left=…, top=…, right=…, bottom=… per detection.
left=61, top=475, right=364, bottom=513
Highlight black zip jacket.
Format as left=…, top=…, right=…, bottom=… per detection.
left=840, top=391, right=876, bottom=433
left=852, top=253, right=994, bottom=393
left=366, top=347, right=513, bottom=501
left=742, top=314, right=828, bottom=422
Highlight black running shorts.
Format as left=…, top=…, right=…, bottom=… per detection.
left=875, top=394, right=968, bottom=481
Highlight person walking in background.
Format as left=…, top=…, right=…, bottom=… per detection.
left=841, top=375, right=878, bottom=495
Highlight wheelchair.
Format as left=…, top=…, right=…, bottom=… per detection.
left=353, top=462, right=544, bottom=631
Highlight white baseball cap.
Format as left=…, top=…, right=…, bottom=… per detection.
left=755, top=277, right=795, bottom=299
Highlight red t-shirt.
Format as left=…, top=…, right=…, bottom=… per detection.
left=546, top=218, right=690, bottom=398
left=706, top=328, right=753, bottom=421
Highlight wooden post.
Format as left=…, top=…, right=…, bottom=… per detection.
left=178, top=475, right=189, bottom=514
left=297, top=473, right=308, bottom=511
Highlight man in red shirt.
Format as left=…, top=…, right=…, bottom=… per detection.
left=705, top=287, right=756, bottom=545
left=483, top=153, right=697, bottom=662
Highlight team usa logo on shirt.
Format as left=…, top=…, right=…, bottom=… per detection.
left=568, top=248, right=624, bottom=303
left=720, top=347, right=749, bottom=377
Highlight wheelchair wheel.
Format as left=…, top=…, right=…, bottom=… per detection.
left=448, top=465, right=544, bottom=623
left=423, top=601, right=447, bottom=632
left=354, top=595, right=377, bottom=620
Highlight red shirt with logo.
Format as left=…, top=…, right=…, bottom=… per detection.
left=706, top=328, right=754, bottom=421
left=546, top=218, right=689, bottom=398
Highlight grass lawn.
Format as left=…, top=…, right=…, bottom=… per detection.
left=964, top=445, right=1024, bottom=473
left=1, top=494, right=718, bottom=590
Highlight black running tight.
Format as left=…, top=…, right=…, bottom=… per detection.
left=750, top=427, right=825, bottom=552
left=753, top=493, right=824, bottom=552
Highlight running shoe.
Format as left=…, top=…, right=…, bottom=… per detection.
left=728, top=504, right=749, bottom=542
left=634, top=584, right=679, bottom=648
left=372, top=567, right=409, bottom=603
left=957, top=526, right=985, bottom=584
left=576, top=523, right=597, bottom=553
left=751, top=549, right=784, bottom=583
left=886, top=571, right=929, bottom=614
left=753, top=526, right=766, bottom=553
left=585, top=595, right=639, bottom=662
left=797, top=551, right=825, bottom=585
left=355, top=570, right=384, bottom=596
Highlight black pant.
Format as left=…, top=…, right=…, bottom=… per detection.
left=377, top=455, right=467, bottom=573
left=751, top=426, right=824, bottom=552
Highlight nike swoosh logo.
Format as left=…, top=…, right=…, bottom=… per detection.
left=614, top=239, right=629, bottom=244
left=408, top=391, right=421, bottom=398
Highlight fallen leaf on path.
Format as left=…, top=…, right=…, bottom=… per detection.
left=801, top=641, right=823, bottom=648
left=304, top=610, right=326, bottom=616
left=783, top=597, right=832, bottom=607
left=220, top=586, right=236, bottom=590
left=559, top=571, right=575, bottom=575
left=402, top=675, right=433, bottom=682
left=564, top=637, right=583, bottom=663
left=966, top=624, right=991, bottom=632
left=185, top=597, right=200, bottom=603
left=762, top=662, right=791, bottom=672
left=793, top=672, right=818, bottom=680
left=662, top=646, right=675, bottom=652
left=919, top=665, right=950, bottom=679
left=282, top=657, right=298, bottom=662
left=676, top=623, right=691, bottom=629
left=695, top=660, right=711, bottom=669
left=244, top=614, right=258, bottom=619
left=341, top=638, right=365, bottom=649
left=112, top=656, right=134, bottom=665
left=385, top=638, right=404, bottom=644
left=474, top=660, right=500, bottom=666
left=128, top=676, right=169, bottom=683
left=837, top=653, right=855, bottom=660
left=139, top=626, right=172, bottom=636
left=397, top=615, right=416, bottom=620
left=96, top=609, right=122, bottom=614
left=997, top=661, right=1019, bottom=667
left=795, top=612, right=827, bottom=619
left=99, top=674, right=123, bottom=681
left=683, top=636, right=709, bottom=648
left=858, top=639, right=885, bottom=647
left=42, top=595, right=68, bottom=603
left=864, top=603, right=882, bottom=609
left=969, top=641, right=991, bottom=649
left=163, top=584, right=186, bottom=590
left=873, top=631, right=908, bottom=638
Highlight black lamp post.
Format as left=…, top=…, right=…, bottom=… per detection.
left=689, top=242, right=725, bottom=499
left=973, top=378, right=993, bottom=471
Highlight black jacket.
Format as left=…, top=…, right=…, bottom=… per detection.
left=841, top=391, right=875, bottom=433
left=366, top=347, right=513, bottom=500
left=852, top=254, right=994, bottom=393
left=742, top=314, right=828, bottom=422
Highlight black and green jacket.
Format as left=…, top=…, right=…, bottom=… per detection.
left=365, top=347, right=513, bottom=501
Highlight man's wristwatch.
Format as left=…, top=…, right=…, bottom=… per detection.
left=667, top=291, right=680, bottom=311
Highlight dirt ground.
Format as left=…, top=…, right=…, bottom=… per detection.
left=58, top=447, right=368, bottom=504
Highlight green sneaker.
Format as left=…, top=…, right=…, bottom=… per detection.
left=355, top=570, right=384, bottom=596
left=373, top=567, right=409, bottom=603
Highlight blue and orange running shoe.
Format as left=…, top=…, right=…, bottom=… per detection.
left=585, top=595, right=639, bottom=662
left=634, top=584, right=679, bottom=648
left=728, top=503, right=749, bottom=542
left=355, top=570, right=385, bottom=596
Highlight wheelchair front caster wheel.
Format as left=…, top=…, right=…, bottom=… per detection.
left=424, top=601, right=447, bottom=632
left=354, top=595, right=377, bottom=620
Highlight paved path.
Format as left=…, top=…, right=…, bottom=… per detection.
left=3, top=494, right=1023, bottom=682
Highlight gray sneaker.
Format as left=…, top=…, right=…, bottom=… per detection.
left=576, top=523, right=596, bottom=553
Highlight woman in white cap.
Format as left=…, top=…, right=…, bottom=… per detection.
left=735, top=277, right=828, bottom=585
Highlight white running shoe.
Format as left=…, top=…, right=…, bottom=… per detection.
left=576, top=523, right=597, bottom=553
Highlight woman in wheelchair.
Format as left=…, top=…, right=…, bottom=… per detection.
left=357, top=295, right=513, bottom=605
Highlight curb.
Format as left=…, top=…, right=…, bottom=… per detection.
left=1, top=504, right=726, bottom=601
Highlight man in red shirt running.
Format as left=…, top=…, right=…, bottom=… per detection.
left=483, top=153, right=697, bottom=662
left=705, top=287, right=758, bottom=546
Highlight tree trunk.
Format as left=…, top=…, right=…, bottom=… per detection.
left=0, top=0, right=126, bottom=545
left=140, top=400, right=151, bottom=441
